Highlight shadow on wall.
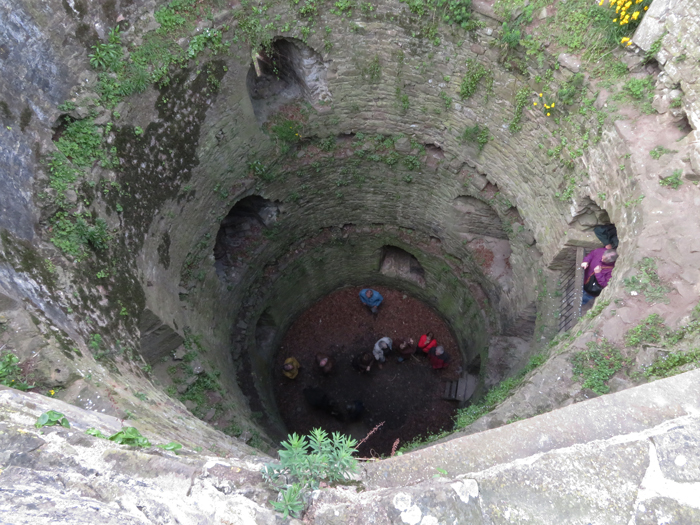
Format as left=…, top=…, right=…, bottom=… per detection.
left=246, top=37, right=331, bottom=123
left=213, top=195, right=280, bottom=282
left=379, top=245, right=426, bottom=288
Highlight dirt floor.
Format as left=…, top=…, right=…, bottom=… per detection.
left=273, top=286, right=462, bottom=458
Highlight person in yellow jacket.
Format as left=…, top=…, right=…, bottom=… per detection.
left=282, top=357, right=300, bottom=379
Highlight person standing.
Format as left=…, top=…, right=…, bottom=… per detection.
left=359, top=288, right=384, bottom=314
left=581, top=248, right=618, bottom=304
left=315, top=354, right=334, bottom=375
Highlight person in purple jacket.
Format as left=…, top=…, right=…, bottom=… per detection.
left=581, top=248, right=618, bottom=305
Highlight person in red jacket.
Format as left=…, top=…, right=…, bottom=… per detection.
left=417, top=332, right=437, bottom=354
left=427, top=345, right=450, bottom=369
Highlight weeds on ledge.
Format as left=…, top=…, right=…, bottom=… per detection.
left=659, top=169, right=683, bottom=190
left=0, top=352, right=32, bottom=391
left=623, top=257, right=672, bottom=304
left=571, top=339, right=625, bottom=395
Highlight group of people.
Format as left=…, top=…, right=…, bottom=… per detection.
left=361, top=331, right=450, bottom=370
left=282, top=287, right=453, bottom=383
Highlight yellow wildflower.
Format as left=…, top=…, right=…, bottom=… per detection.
left=626, top=41, right=632, bottom=46
left=644, top=5, right=648, bottom=9
left=614, top=18, right=617, bottom=21
left=539, top=93, right=543, bottom=97
left=533, top=102, right=537, bottom=106
left=551, top=103, right=555, bottom=108
left=547, top=113, right=550, bottom=116
left=632, top=11, right=639, bottom=19
left=621, top=37, right=630, bottom=43
left=49, top=390, right=55, bottom=396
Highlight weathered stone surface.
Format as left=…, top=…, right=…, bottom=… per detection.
left=557, top=53, right=581, bottom=73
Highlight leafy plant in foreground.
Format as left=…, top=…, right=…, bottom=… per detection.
left=262, top=428, right=358, bottom=518
left=35, top=410, right=70, bottom=429
left=108, top=426, right=151, bottom=447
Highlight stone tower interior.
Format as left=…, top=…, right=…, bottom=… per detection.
left=1, top=0, right=700, bottom=522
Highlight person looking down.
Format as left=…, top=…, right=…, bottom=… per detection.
left=427, top=345, right=450, bottom=370
left=359, top=288, right=383, bottom=314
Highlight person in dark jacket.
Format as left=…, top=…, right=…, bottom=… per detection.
left=352, top=352, right=374, bottom=373
left=594, top=224, right=618, bottom=249
left=581, top=248, right=618, bottom=304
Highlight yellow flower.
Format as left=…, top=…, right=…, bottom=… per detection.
left=621, top=37, right=630, bottom=43
left=49, top=390, right=55, bottom=396
left=533, top=102, right=537, bottom=106
left=644, top=5, right=648, bottom=9
left=551, top=103, right=555, bottom=108
left=547, top=113, right=551, bottom=116
left=632, top=11, right=639, bottom=19
left=613, top=18, right=617, bottom=21
left=626, top=41, right=632, bottom=46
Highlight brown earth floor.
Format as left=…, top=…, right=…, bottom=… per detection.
left=273, top=286, right=462, bottom=457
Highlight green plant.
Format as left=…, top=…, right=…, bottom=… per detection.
left=509, top=87, right=530, bottom=133
left=0, top=352, right=32, bottom=391
left=89, top=27, right=123, bottom=71
left=57, top=101, right=77, bottom=112
left=86, top=427, right=110, bottom=439
left=461, top=124, right=490, bottom=152
left=459, top=59, right=493, bottom=100
left=625, top=313, right=665, bottom=347
left=644, top=33, right=664, bottom=63
left=649, top=145, right=677, bottom=160
left=623, top=257, right=672, bottom=304
left=319, top=136, right=337, bottom=151
left=403, top=155, right=420, bottom=170
left=262, top=429, right=359, bottom=518
left=439, top=91, right=452, bottom=110
left=644, top=349, right=700, bottom=379
left=35, top=410, right=70, bottom=429
left=109, top=426, right=151, bottom=447
left=361, top=55, right=381, bottom=83
left=157, top=441, right=184, bottom=452
left=659, top=169, right=683, bottom=189
left=557, top=73, right=584, bottom=105
left=670, top=97, right=682, bottom=108
left=571, top=339, right=624, bottom=395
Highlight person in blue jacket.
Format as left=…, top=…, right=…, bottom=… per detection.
left=359, top=288, right=383, bottom=314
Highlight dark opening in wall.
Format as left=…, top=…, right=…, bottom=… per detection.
left=247, top=37, right=331, bottom=123
left=255, top=308, right=277, bottom=350
left=379, top=245, right=426, bottom=287
left=213, top=195, right=279, bottom=282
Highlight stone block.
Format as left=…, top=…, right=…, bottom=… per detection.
left=557, top=53, right=581, bottom=73
left=138, top=308, right=184, bottom=366
left=0, top=291, right=18, bottom=312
